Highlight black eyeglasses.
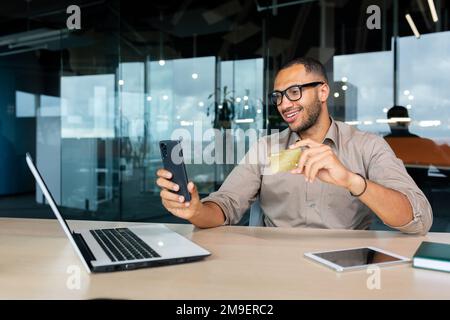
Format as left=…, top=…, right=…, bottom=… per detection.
left=268, top=81, right=324, bottom=106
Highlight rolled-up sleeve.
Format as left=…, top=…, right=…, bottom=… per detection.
left=365, top=135, right=433, bottom=235
left=200, top=138, right=266, bottom=225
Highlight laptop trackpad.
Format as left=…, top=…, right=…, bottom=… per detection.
left=129, top=225, right=208, bottom=258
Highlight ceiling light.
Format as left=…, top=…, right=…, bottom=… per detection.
left=419, top=120, right=440, bottom=127
left=405, top=14, right=421, bottom=39
left=235, top=119, right=254, bottom=123
left=390, top=117, right=411, bottom=123
left=180, top=121, right=193, bottom=126
left=428, top=0, right=439, bottom=22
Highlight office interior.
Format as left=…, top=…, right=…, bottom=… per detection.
left=0, top=0, right=449, bottom=231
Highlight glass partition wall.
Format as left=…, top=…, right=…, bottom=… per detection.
left=0, top=0, right=449, bottom=231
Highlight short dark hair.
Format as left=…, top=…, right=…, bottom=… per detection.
left=387, top=105, right=409, bottom=119
left=279, top=57, right=328, bottom=83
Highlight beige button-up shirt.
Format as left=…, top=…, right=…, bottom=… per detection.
left=201, top=118, right=433, bottom=235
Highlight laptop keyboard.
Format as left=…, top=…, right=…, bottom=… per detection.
left=90, top=228, right=161, bottom=262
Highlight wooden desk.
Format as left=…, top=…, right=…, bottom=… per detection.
left=1, top=218, right=449, bottom=299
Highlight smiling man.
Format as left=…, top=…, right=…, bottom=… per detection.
left=156, top=57, right=433, bottom=235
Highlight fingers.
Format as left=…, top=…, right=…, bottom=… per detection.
left=160, top=189, right=191, bottom=211
left=156, top=168, right=172, bottom=179
left=160, top=189, right=185, bottom=203
left=156, top=169, right=179, bottom=191
left=187, top=181, right=199, bottom=201
left=156, top=177, right=179, bottom=192
left=156, top=169, right=199, bottom=220
left=162, top=198, right=191, bottom=210
left=160, top=182, right=199, bottom=208
left=293, top=145, right=329, bottom=174
left=304, top=151, right=330, bottom=182
left=162, top=195, right=196, bottom=220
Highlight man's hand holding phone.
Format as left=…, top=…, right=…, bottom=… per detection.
left=156, top=169, right=203, bottom=220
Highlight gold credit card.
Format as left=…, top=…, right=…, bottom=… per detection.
left=270, top=147, right=303, bottom=173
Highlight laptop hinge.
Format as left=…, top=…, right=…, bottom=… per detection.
left=72, top=232, right=95, bottom=268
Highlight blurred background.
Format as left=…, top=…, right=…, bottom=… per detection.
left=0, top=0, right=449, bottom=231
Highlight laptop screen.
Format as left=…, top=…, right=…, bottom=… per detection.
left=26, top=152, right=91, bottom=272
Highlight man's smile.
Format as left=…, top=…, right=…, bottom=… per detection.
left=283, top=107, right=303, bottom=123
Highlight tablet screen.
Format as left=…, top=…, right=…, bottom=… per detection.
left=313, top=247, right=402, bottom=268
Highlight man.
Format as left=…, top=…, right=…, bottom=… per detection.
left=156, top=57, right=432, bottom=235
left=384, top=105, right=450, bottom=199
left=384, top=106, right=419, bottom=138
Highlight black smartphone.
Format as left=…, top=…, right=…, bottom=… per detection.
left=159, top=140, right=191, bottom=202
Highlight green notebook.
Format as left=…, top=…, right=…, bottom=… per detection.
left=413, top=241, right=450, bottom=273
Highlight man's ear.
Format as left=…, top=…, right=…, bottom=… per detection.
left=319, top=83, right=330, bottom=102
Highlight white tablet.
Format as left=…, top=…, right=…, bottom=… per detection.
left=304, top=246, right=411, bottom=272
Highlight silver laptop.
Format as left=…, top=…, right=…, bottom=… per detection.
left=26, top=153, right=210, bottom=273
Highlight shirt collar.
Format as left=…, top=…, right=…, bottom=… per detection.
left=286, top=117, right=339, bottom=149
left=324, top=117, right=339, bottom=147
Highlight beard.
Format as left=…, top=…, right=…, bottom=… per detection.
left=293, top=99, right=322, bottom=134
